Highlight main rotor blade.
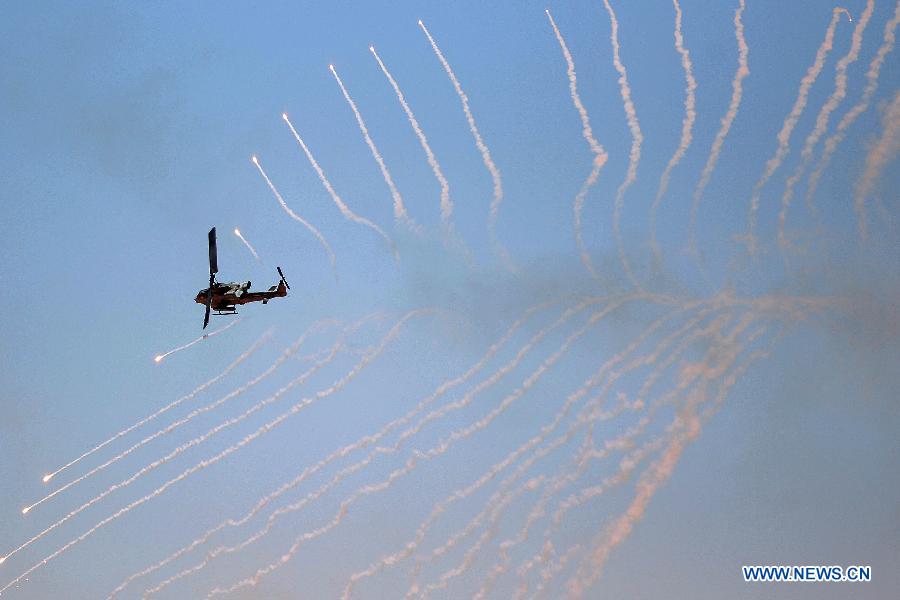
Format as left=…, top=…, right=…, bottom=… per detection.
left=203, top=274, right=214, bottom=329
left=208, top=227, right=218, bottom=275
left=203, top=298, right=211, bottom=329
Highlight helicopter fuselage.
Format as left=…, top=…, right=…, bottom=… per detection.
left=195, top=280, right=287, bottom=312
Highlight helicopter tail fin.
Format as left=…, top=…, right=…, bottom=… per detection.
left=275, top=267, right=290, bottom=296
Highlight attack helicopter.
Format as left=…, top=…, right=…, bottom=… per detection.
left=195, top=227, right=290, bottom=328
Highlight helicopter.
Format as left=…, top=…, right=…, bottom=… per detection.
left=195, top=227, right=290, bottom=328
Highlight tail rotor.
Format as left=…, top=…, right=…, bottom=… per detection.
left=276, top=266, right=290, bottom=291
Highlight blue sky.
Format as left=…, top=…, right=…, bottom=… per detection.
left=1, top=1, right=898, bottom=598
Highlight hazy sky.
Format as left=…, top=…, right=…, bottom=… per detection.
left=1, top=1, right=898, bottom=598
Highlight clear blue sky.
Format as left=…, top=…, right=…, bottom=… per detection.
left=1, top=1, right=898, bottom=598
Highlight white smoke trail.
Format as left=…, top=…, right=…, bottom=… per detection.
left=529, top=345, right=767, bottom=597
left=498, top=434, right=665, bottom=600
left=688, top=0, right=749, bottom=255
left=744, top=7, right=850, bottom=254
left=204, top=298, right=639, bottom=598
left=550, top=314, right=756, bottom=527
left=233, top=228, right=262, bottom=263
left=153, top=319, right=240, bottom=364
left=437, top=430, right=665, bottom=600
left=370, top=45, right=454, bottom=229
left=511, top=316, right=822, bottom=597
left=250, top=154, right=337, bottom=270
left=110, top=302, right=554, bottom=599
left=853, top=90, right=900, bottom=240
left=486, top=312, right=788, bottom=596
left=0, top=311, right=431, bottom=595
left=649, top=0, right=697, bottom=266
left=330, top=64, right=421, bottom=234
left=776, top=0, right=874, bottom=254
left=346, top=304, right=708, bottom=598
left=602, top=0, right=644, bottom=290
left=22, top=322, right=335, bottom=516
left=520, top=542, right=581, bottom=599
left=405, top=308, right=726, bottom=598
left=545, top=9, right=610, bottom=281
left=807, top=1, right=900, bottom=220
left=418, top=19, right=514, bottom=270
left=41, top=326, right=265, bottom=486
left=282, top=113, right=397, bottom=257
left=568, top=326, right=777, bottom=596
left=7, top=321, right=342, bottom=558
left=423, top=310, right=744, bottom=598
left=151, top=300, right=602, bottom=597
left=205, top=296, right=804, bottom=600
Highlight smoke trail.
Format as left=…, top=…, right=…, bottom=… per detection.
left=403, top=308, right=725, bottom=598
left=330, top=64, right=421, bottom=234
left=688, top=0, right=749, bottom=255
left=282, top=113, right=396, bottom=257
left=0, top=311, right=431, bottom=594
left=649, top=0, right=697, bottom=267
left=434, top=431, right=666, bottom=600
left=545, top=9, right=610, bottom=281
left=464, top=309, right=788, bottom=596
left=498, top=434, right=665, bottom=599
left=233, top=228, right=262, bottom=263
left=807, top=1, right=900, bottom=220
left=568, top=327, right=776, bottom=595
left=854, top=90, right=900, bottom=240
left=345, top=304, right=707, bottom=598
left=602, top=0, right=644, bottom=290
left=7, top=321, right=341, bottom=559
left=744, top=7, right=849, bottom=254
left=202, top=295, right=772, bottom=599
left=110, top=303, right=553, bottom=599
left=550, top=314, right=757, bottom=527
left=41, top=328, right=266, bottom=486
left=535, top=331, right=782, bottom=598
left=204, top=298, right=639, bottom=598
left=519, top=542, right=581, bottom=599
left=153, top=319, right=240, bottom=364
left=152, top=300, right=602, bottom=597
left=776, top=0, right=874, bottom=254
left=427, top=311, right=743, bottom=598
left=250, top=154, right=337, bottom=270
left=22, top=322, right=335, bottom=516
left=418, top=19, right=514, bottom=269
left=370, top=46, right=454, bottom=229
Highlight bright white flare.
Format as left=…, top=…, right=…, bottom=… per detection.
left=329, top=64, right=420, bottom=233
left=545, top=8, right=609, bottom=281
left=251, top=153, right=337, bottom=270
left=153, top=319, right=239, bottom=364
left=233, top=228, right=262, bottom=263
